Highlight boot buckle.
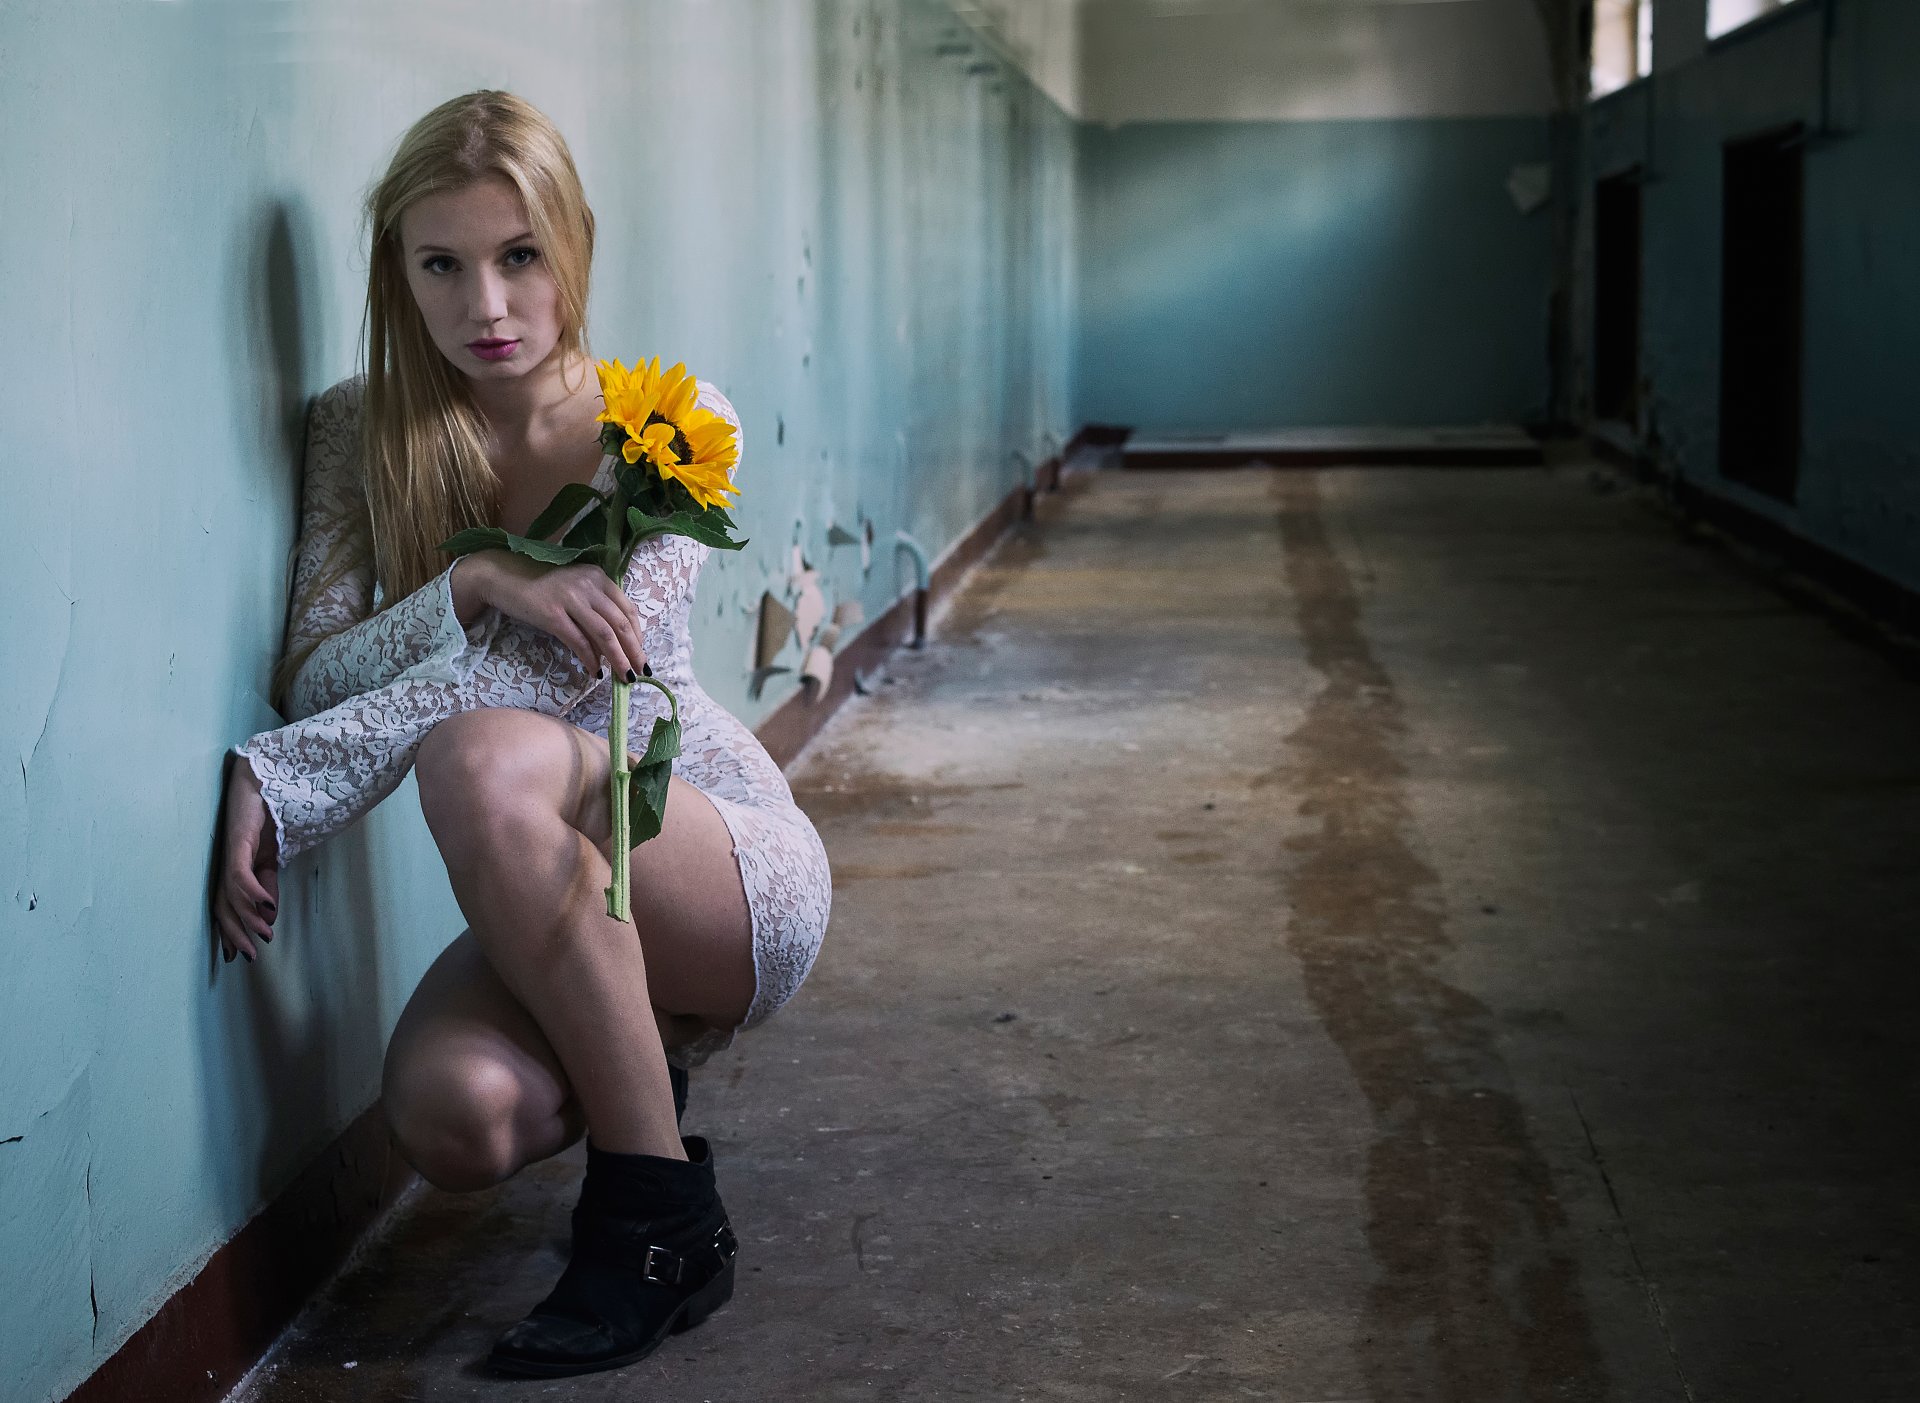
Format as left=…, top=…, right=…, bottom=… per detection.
left=641, top=1244, right=683, bottom=1286
left=714, top=1223, right=739, bottom=1264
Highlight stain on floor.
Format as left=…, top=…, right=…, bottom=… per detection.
left=1272, top=471, right=1605, bottom=1402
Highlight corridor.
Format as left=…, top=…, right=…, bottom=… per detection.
left=234, top=457, right=1920, bottom=1402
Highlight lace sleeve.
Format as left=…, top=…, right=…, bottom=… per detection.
left=234, top=533, right=709, bottom=867
left=278, top=381, right=501, bottom=722
left=232, top=618, right=589, bottom=864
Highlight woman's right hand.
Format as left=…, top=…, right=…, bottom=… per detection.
left=456, top=550, right=649, bottom=681
left=215, top=755, right=279, bottom=963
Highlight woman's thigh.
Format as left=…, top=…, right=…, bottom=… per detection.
left=419, top=707, right=757, bottom=1031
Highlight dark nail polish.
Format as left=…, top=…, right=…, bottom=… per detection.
left=263, top=902, right=276, bottom=916
left=642, top=662, right=653, bottom=678
left=625, top=668, right=638, bottom=683
left=243, top=951, right=255, bottom=963
left=224, top=949, right=234, bottom=963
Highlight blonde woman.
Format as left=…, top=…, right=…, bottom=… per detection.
left=211, top=90, right=832, bottom=1378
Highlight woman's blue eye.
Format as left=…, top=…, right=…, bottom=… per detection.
left=421, top=255, right=456, bottom=275
left=505, top=246, right=540, bottom=268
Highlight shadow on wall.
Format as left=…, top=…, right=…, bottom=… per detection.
left=224, top=195, right=330, bottom=496
left=196, top=197, right=408, bottom=1228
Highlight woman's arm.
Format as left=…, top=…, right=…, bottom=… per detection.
left=233, top=534, right=700, bottom=864
left=278, top=382, right=504, bottom=721
left=234, top=618, right=587, bottom=863
left=231, top=378, right=740, bottom=867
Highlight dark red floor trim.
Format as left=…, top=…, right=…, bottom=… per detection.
left=66, top=1105, right=413, bottom=1403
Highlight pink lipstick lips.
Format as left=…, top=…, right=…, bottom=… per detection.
left=468, top=338, right=519, bottom=361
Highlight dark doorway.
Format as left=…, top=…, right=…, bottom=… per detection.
left=1593, top=171, right=1643, bottom=426
left=1719, top=127, right=1804, bottom=502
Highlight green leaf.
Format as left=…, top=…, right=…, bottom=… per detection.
left=437, top=526, right=592, bottom=565
left=637, top=710, right=682, bottom=768
left=525, top=482, right=606, bottom=542
left=627, top=752, right=675, bottom=845
left=614, top=462, right=651, bottom=504
left=625, top=713, right=679, bottom=844
left=561, top=504, right=609, bottom=551
left=607, top=484, right=628, bottom=558
left=439, top=526, right=508, bottom=556
left=626, top=507, right=747, bottom=552
left=513, top=538, right=595, bottom=564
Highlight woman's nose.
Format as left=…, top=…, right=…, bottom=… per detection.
left=468, top=268, right=509, bottom=324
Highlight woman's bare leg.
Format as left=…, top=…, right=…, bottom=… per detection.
left=409, top=707, right=755, bottom=1163
left=383, top=930, right=585, bottom=1191
left=383, top=930, right=715, bottom=1191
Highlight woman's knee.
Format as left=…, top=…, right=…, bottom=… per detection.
left=416, top=710, right=565, bottom=851
left=383, top=1055, right=529, bottom=1193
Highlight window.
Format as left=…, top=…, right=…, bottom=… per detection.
left=1591, top=0, right=1654, bottom=99
left=1708, top=0, right=1807, bottom=39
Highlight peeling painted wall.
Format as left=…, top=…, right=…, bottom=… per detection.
left=0, top=4, right=1073, bottom=1400
left=1581, top=0, right=1920, bottom=592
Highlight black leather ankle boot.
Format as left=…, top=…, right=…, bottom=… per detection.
left=487, top=1135, right=737, bottom=1378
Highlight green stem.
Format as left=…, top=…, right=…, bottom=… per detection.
left=635, top=672, right=680, bottom=725
left=605, top=677, right=631, bottom=921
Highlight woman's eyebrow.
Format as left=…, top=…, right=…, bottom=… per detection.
left=410, top=231, right=538, bottom=255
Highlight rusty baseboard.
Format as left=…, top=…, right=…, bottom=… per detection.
left=66, top=1105, right=414, bottom=1403
left=1588, top=431, right=1920, bottom=651
left=64, top=438, right=1073, bottom=1403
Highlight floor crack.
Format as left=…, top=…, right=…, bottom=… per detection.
left=1570, top=1089, right=1696, bottom=1403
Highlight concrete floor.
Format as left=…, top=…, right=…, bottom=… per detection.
left=235, top=462, right=1920, bottom=1402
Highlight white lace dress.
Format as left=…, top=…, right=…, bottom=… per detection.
left=232, top=377, right=831, bottom=1066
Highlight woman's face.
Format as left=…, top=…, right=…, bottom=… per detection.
left=399, top=174, right=565, bottom=381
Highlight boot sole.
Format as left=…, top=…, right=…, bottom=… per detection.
left=486, top=1262, right=736, bottom=1379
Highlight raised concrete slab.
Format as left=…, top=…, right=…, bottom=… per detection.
left=1124, top=424, right=1543, bottom=468
left=232, top=462, right=1920, bottom=1402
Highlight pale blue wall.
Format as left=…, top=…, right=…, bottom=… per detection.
left=1586, top=0, right=1920, bottom=592
left=0, top=5, right=1072, bottom=1400
left=1075, top=118, right=1557, bottom=432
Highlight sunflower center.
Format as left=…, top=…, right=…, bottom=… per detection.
left=644, top=412, right=693, bottom=464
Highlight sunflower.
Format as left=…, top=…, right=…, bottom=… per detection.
left=594, top=357, right=741, bottom=512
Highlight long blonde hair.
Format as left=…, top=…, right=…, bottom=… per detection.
left=272, top=90, right=595, bottom=707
